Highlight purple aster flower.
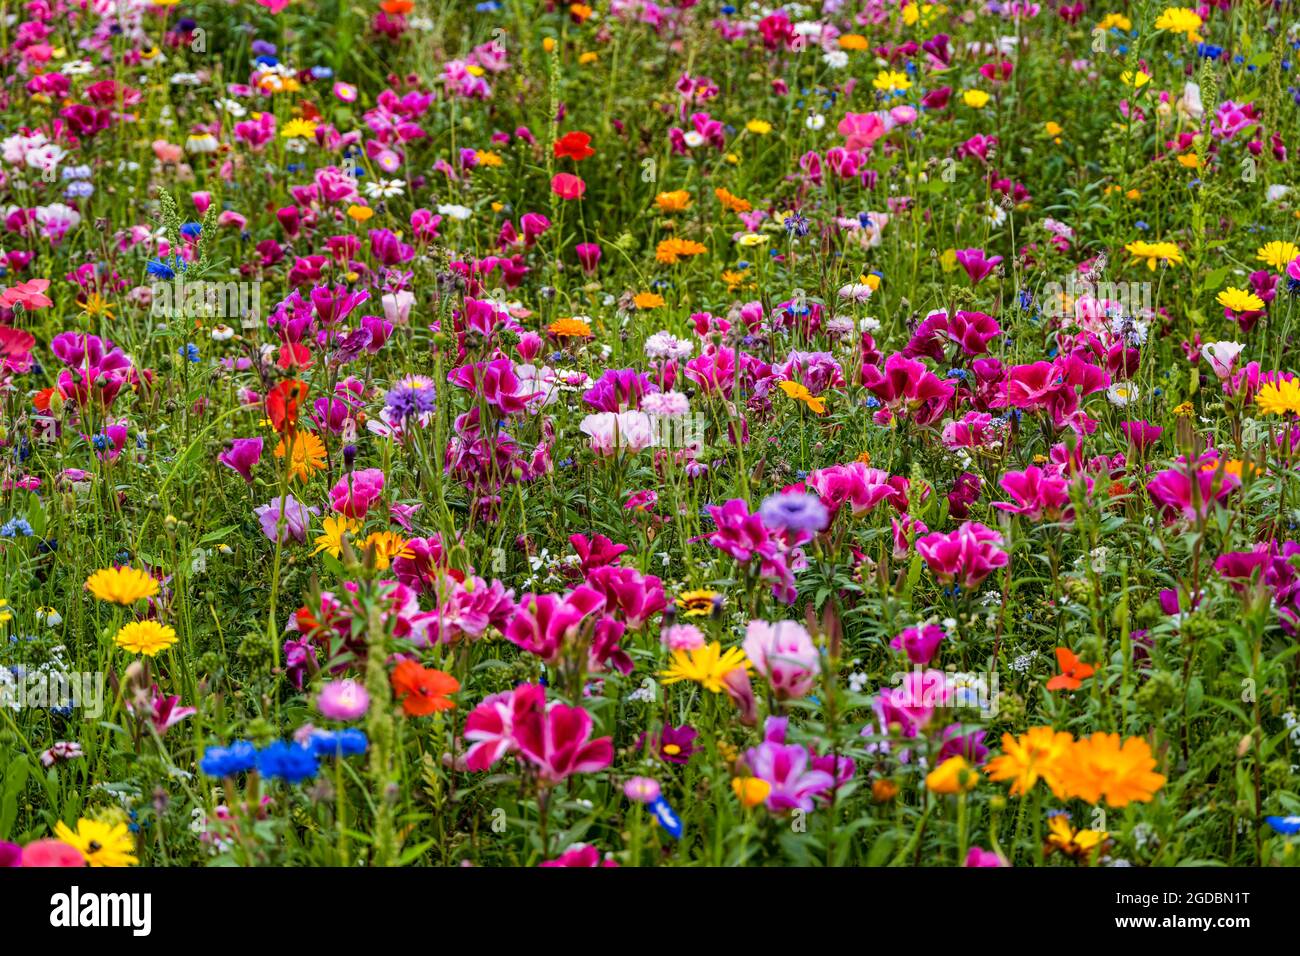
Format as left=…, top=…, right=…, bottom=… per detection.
left=759, top=491, right=829, bottom=537
left=255, top=495, right=317, bottom=544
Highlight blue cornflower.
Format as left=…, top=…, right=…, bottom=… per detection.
left=0, top=517, right=33, bottom=537
left=256, top=741, right=319, bottom=783
left=310, top=729, right=369, bottom=759
left=179, top=343, right=200, bottom=363
left=180, top=222, right=202, bottom=239
left=200, top=740, right=258, bottom=777
left=1265, top=816, right=1300, bottom=835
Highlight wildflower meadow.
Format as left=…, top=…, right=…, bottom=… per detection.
left=1, top=0, right=1300, bottom=887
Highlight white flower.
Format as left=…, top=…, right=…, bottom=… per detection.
left=364, top=178, right=405, bottom=199
left=822, top=50, right=849, bottom=69
left=644, top=330, right=693, bottom=360
left=62, top=60, right=95, bottom=76
left=805, top=113, right=826, bottom=131
left=1200, top=340, right=1245, bottom=380
left=1106, top=382, right=1139, bottom=406
left=211, top=324, right=235, bottom=341
left=437, top=203, right=472, bottom=220
left=215, top=98, right=247, bottom=117
left=1266, top=184, right=1292, bottom=203
left=682, top=130, right=705, bottom=148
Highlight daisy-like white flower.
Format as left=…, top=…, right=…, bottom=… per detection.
left=363, top=178, right=406, bottom=199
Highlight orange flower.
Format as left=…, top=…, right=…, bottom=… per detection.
left=1046, top=646, right=1095, bottom=691
left=1057, top=732, right=1167, bottom=807
left=633, top=292, right=665, bottom=309
left=776, top=379, right=826, bottom=414
left=390, top=659, right=460, bottom=716
left=715, top=187, right=752, bottom=213
left=548, top=317, right=593, bottom=338
left=655, top=190, right=692, bottom=213
left=380, top=0, right=414, bottom=13
left=655, top=237, right=708, bottom=264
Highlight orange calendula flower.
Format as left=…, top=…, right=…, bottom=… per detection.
left=732, top=776, right=771, bottom=808
left=390, top=659, right=459, bottom=716
left=362, top=531, right=415, bottom=571
left=985, top=726, right=1075, bottom=798
left=1045, top=815, right=1108, bottom=862
left=1058, top=732, right=1167, bottom=807
left=655, top=190, right=692, bottom=213
left=274, top=429, right=327, bottom=483
left=925, top=756, right=980, bottom=794
left=714, top=187, right=752, bottom=213
left=776, top=380, right=826, bottom=414
left=633, top=292, right=665, bottom=310
left=1046, top=646, right=1095, bottom=691
left=548, top=317, right=593, bottom=338
left=655, top=237, right=708, bottom=264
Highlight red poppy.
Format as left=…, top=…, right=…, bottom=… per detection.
left=553, top=130, right=595, bottom=162
left=267, top=379, right=309, bottom=435
left=390, top=659, right=460, bottom=716
left=277, top=342, right=313, bottom=371
left=550, top=173, right=586, bottom=200
left=1046, top=647, right=1095, bottom=691
left=0, top=326, right=35, bottom=357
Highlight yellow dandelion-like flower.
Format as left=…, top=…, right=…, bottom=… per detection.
left=114, top=620, right=179, bottom=657
left=1255, top=376, right=1300, bottom=417
left=1217, top=287, right=1265, bottom=313
left=312, top=515, right=363, bottom=558
left=280, top=118, right=318, bottom=139
left=361, top=531, right=414, bottom=571
left=962, top=89, right=990, bottom=109
left=54, top=818, right=138, bottom=867
left=1256, top=241, right=1300, bottom=272
left=1124, top=239, right=1183, bottom=270
left=659, top=641, right=751, bottom=693
left=85, top=567, right=159, bottom=605
left=745, top=119, right=773, bottom=135
left=872, top=69, right=911, bottom=93
left=776, top=380, right=827, bottom=414
left=1153, top=6, right=1203, bottom=43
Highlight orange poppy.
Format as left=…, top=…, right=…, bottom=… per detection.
left=390, top=659, right=460, bottom=716
left=1046, top=647, right=1095, bottom=691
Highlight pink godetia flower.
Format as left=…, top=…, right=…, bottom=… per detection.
left=574, top=242, right=602, bottom=274
left=514, top=697, right=614, bottom=786
left=806, top=462, right=908, bottom=518
left=965, top=847, right=1008, bottom=867
left=861, top=353, right=957, bottom=426
left=569, top=532, right=629, bottom=573
left=579, top=410, right=655, bottom=456
left=218, top=437, right=263, bottom=482
left=329, top=468, right=385, bottom=519
left=890, top=513, right=929, bottom=560
left=550, top=172, right=586, bottom=200
left=916, top=522, right=1009, bottom=590
left=954, top=247, right=1003, bottom=284
left=837, top=111, right=890, bottom=151
left=742, top=619, right=820, bottom=699
left=743, top=717, right=836, bottom=813
left=903, top=309, right=1002, bottom=360
left=462, top=682, right=546, bottom=772
left=889, top=624, right=945, bottom=666
left=447, top=358, right=540, bottom=416
left=1146, top=460, right=1240, bottom=523
left=585, top=564, right=667, bottom=629
left=1200, top=340, right=1245, bottom=380
left=505, top=588, right=633, bottom=675
left=0, top=278, right=53, bottom=310
left=1120, top=419, right=1163, bottom=452
left=125, top=686, right=197, bottom=735
left=538, top=845, right=619, bottom=867
left=992, top=466, right=1080, bottom=523
left=871, top=668, right=954, bottom=741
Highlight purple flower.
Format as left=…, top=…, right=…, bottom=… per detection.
left=743, top=717, right=835, bottom=813
left=219, top=437, right=263, bottom=482
left=759, top=491, right=829, bottom=538
left=954, top=247, right=1003, bottom=284
left=255, top=495, right=317, bottom=544
left=890, top=624, right=946, bottom=665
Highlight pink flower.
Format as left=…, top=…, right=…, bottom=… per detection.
left=861, top=353, right=956, bottom=426
left=1146, top=463, right=1239, bottom=523
left=662, top=624, right=706, bottom=651
left=993, top=466, right=1075, bottom=522
left=316, top=679, right=371, bottom=721
left=837, top=111, right=888, bottom=151
left=463, top=683, right=546, bottom=772
left=538, top=845, right=619, bottom=867
left=514, top=699, right=613, bottom=785
left=954, top=247, right=1003, bottom=284
left=916, top=522, right=1008, bottom=590
left=743, top=717, right=835, bottom=813
left=964, top=847, right=1008, bottom=867
left=20, top=839, right=86, bottom=867
left=218, top=437, right=263, bottom=482
left=579, top=410, right=655, bottom=456
left=330, top=468, right=385, bottom=518
left=1120, top=420, right=1163, bottom=452
left=550, top=172, right=586, bottom=200
left=743, top=619, right=820, bottom=699
left=0, top=278, right=53, bottom=310
left=890, top=624, right=945, bottom=665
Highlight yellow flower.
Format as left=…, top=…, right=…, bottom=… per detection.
left=54, top=818, right=138, bottom=867
left=570, top=2, right=593, bottom=20
left=548, top=317, right=594, bottom=338
left=542, top=37, right=557, bottom=54
left=925, top=756, right=980, bottom=794
left=1217, top=287, right=1265, bottom=313
left=676, top=588, right=722, bottom=617
left=777, top=379, right=827, bottom=415
left=114, top=620, right=178, bottom=657
left=1044, top=121, right=1063, bottom=137
left=280, top=118, right=318, bottom=139
left=1056, top=732, right=1167, bottom=807
left=633, top=292, right=665, bottom=309
left=745, top=119, right=773, bottom=135
left=312, top=515, right=363, bottom=558
left=986, top=726, right=1075, bottom=798
left=737, top=233, right=769, bottom=247
left=1097, top=12, right=1131, bottom=30
left=79, top=292, right=116, bottom=320
left=732, top=776, right=771, bottom=808
left=1120, top=70, right=1151, bottom=88
left=85, top=567, right=159, bottom=605
left=347, top=204, right=374, bottom=222
left=1153, top=6, right=1203, bottom=42
left=1256, top=241, right=1300, bottom=272
left=1124, top=239, right=1183, bottom=270
left=722, top=269, right=751, bottom=292
left=659, top=641, right=751, bottom=693
left=939, top=248, right=958, bottom=272
left=1046, top=815, right=1108, bottom=861
left=655, top=189, right=692, bottom=213
left=578, top=51, right=598, bottom=65
left=274, top=429, right=327, bottom=483
left=872, top=69, right=911, bottom=93
left=1255, top=376, right=1300, bottom=417
left=837, top=33, right=869, bottom=51
left=962, top=89, right=990, bottom=109
left=655, top=238, right=709, bottom=264
left=1176, top=153, right=1200, bottom=168
left=0, top=599, right=11, bottom=625
left=475, top=150, right=504, bottom=167
left=361, top=531, right=414, bottom=571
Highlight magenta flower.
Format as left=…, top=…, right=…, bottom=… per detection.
left=463, top=683, right=546, bottom=772
left=1146, top=464, right=1240, bottom=523
left=125, top=686, right=196, bottom=735
left=219, top=437, right=263, bottom=482
left=954, top=247, right=1003, bottom=284
left=916, top=522, right=1009, bottom=590
left=993, top=466, right=1075, bottom=522
left=514, top=699, right=614, bottom=786
left=624, top=776, right=661, bottom=804
left=1120, top=420, right=1163, bottom=452
left=964, top=847, right=1007, bottom=867
left=861, top=352, right=956, bottom=426
left=330, top=468, right=385, bottom=518
left=743, top=717, right=835, bottom=813
left=889, top=624, right=945, bottom=665
left=575, top=242, right=602, bottom=274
